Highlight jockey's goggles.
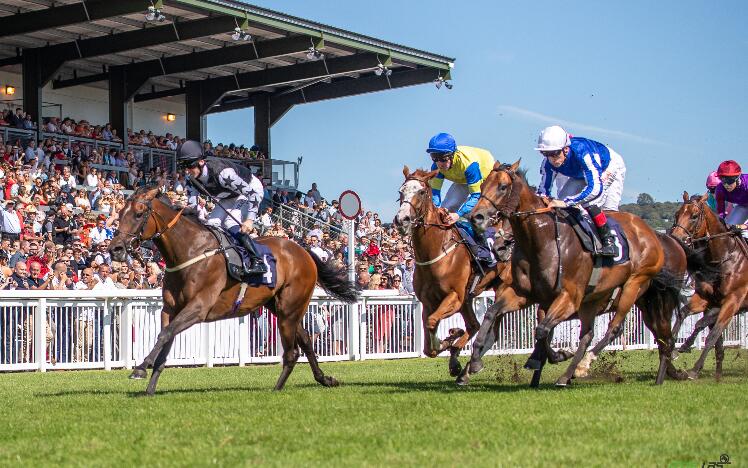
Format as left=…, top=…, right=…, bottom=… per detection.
left=180, top=158, right=201, bottom=169
left=430, top=153, right=452, bottom=163
left=720, top=175, right=739, bottom=185
left=541, top=149, right=564, bottom=158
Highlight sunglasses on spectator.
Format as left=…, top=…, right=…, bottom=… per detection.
left=720, top=176, right=739, bottom=185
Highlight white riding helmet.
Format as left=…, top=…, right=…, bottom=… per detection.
left=534, top=125, right=570, bottom=152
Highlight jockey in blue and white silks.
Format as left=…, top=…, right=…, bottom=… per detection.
left=535, top=125, right=627, bottom=257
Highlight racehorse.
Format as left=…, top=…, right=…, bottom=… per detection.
left=108, top=185, right=359, bottom=395
left=393, top=167, right=514, bottom=376
left=669, top=191, right=748, bottom=379
left=458, top=160, right=676, bottom=387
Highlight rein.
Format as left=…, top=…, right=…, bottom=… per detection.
left=671, top=200, right=748, bottom=259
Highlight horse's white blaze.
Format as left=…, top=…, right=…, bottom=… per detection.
left=396, top=180, right=424, bottom=224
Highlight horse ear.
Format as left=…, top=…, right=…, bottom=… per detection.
left=402, top=165, right=410, bottom=178
left=682, top=191, right=689, bottom=202
left=425, top=169, right=439, bottom=180
left=493, top=161, right=502, bottom=171
left=699, top=192, right=709, bottom=203
left=510, top=158, right=521, bottom=172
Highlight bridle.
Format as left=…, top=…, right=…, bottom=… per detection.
left=669, top=199, right=748, bottom=259
left=118, top=196, right=185, bottom=258
left=398, top=177, right=453, bottom=229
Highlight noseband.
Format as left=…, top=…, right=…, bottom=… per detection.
left=670, top=200, right=705, bottom=246
left=399, top=177, right=451, bottom=229
left=118, top=197, right=185, bottom=257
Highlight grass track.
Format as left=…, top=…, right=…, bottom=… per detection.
left=1, top=350, right=747, bottom=467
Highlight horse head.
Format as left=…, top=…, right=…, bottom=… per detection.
left=393, top=165, right=439, bottom=235
left=109, top=184, right=164, bottom=262
left=469, top=159, right=523, bottom=235
left=669, top=191, right=711, bottom=245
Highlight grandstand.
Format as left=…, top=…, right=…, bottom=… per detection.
left=0, top=0, right=454, bottom=191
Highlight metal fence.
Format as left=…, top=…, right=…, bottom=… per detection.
left=1, top=289, right=746, bottom=372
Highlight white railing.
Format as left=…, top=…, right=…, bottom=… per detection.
left=0, top=289, right=746, bottom=372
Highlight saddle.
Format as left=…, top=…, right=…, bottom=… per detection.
left=557, top=208, right=630, bottom=266
left=205, top=226, right=277, bottom=287
left=456, top=224, right=497, bottom=270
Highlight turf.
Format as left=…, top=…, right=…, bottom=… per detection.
left=1, top=349, right=747, bottom=467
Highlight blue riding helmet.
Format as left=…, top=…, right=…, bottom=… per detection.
left=426, top=133, right=457, bottom=154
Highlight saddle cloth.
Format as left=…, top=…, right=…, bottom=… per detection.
left=206, top=226, right=277, bottom=287
left=562, top=208, right=630, bottom=266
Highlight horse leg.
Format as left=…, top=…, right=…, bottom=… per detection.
left=296, top=323, right=338, bottom=388
left=672, top=294, right=709, bottom=359
left=130, top=302, right=207, bottom=381
left=679, top=308, right=718, bottom=353
left=274, top=317, right=301, bottom=391
left=448, top=301, right=482, bottom=377
left=145, top=336, right=175, bottom=396
left=422, top=292, right=463, bottom=358
left=714, top=331, right=725, bottom=382
left=455, top=287, right=525, bottom=386
left=687, top=299, right=738, bottom=379
left=575, top=309, right=628, bottom=379
left=556, top=316, right=595, bottom=387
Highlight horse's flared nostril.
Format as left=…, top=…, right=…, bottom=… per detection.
left=472, top=213, right=485, bottom=225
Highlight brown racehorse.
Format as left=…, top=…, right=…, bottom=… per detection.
left=458, top=160, right=674, bottom=387
left=669, top=192, right=748, bottom=379
left=392, top=167, right=513, bottom=376
left=108, top=185, right=359, bottom=395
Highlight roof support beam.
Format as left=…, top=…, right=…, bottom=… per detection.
left=133, top=87, right=187, bottom=103
left=0, top=55, right=22, bottom=67
left=40, top=16, right=238, bottom=87
left=52, top=72, right=109, bottom=89
left=193, top=52, right=382, bottom=114
left=120, top=34, right=312, bottom=99
left=0, top=0, right=147, bottom=39
left=22, top=49, right=43, bottom=131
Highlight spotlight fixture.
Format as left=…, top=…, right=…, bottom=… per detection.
left=4, top=85, right=15, bottom=95
left=434, top=76, right=453, bottom=90
left=375, top=63, right=392, bottom=77
left=145, top=1, right=165, bottom=22
left=231, top=27, right=251, bottom=41
left=166, top=113, right=176, bottom=122
left=306, top=46, right=324, bottom=61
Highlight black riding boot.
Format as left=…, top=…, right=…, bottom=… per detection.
left=239, top=233, right=268, bottom=275
left=597, top=222, right=618, bottom=257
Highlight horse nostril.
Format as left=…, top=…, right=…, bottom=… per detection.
left=473, top=213, right=485, bottom=224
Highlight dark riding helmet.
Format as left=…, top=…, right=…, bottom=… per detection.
left=176, top=140, right=204, bottom=168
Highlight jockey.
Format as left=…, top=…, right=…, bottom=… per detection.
left=535, top=125, right=627, bottom=257
left=715, top=160, right=748, bottom=228
left=177, top=140, right=267, bottom=275
left=705, top=171, right=720, bottom=213
left=426, top=132, right=496, bottom=265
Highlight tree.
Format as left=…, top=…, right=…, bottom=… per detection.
left=637, top=193, right=655, bottom=206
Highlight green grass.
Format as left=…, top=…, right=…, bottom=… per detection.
left=2, top=350, right=748, bottom=467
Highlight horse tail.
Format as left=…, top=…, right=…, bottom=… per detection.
left=641, top=268, right=685, bottom=319
left=308, top=250, right=360, bottom=304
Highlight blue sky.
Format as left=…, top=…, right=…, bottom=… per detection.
left=208, top=0, right=748, bottom=219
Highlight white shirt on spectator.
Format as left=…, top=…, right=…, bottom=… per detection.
left=92, top=277, right=116, bottom=290
left=310, top=245, right=329, bottom=262
left=89, top=227, right=111, bottom=245
left=86, top=173, right=99, bottom=187
left=260, top=212, right=273, bottom=228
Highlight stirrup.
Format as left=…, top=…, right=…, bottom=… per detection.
left=245, top=259, right=268, bottom=275
left=600, top=238, right=617, bottom=257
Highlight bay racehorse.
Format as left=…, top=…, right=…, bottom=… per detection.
left=458, top=160, right=678, bottom=387
left=109, top=185, right=359, bottom=395
left=392, top=167, right=514, bottom=376
left=669, top=191, right=748, bottom=379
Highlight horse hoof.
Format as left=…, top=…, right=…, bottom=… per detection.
left=555, top=378, right=570, bottom=387
left=455, top=375, right=470, bottom=387
left=671, top=350, right=680, bottom=361
left=323, top=376, right=340, bottom=387
left=524, top=358, right=542, bottom=371
left=574, top=368, right=589, bottom=379
left=449, top=362, right=463, bottom=378
left=678, top=345, right=692, bottom=354
left=686, top=370, right=699, bottom=380
left=129, top=368, right=147, bottom=380
left=468, top=360, right=484, bottom=374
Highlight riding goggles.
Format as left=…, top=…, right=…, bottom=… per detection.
left=720, top=175, right=739, bottom=185
left=430, top=153, right=452, bottom=163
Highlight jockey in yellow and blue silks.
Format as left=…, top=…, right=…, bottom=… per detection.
left=427, top=133, right=495, bottom=223
left=426, top=132, right=496, bottom=266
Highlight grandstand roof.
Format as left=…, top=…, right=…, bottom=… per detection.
left=0, top=0, right=454, bottom=111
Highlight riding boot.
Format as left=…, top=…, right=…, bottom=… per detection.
left=239, top=232, right=268, bottom=275
left=597, top=222, right=618, bottom=257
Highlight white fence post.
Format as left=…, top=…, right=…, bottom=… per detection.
left=348, top=300, right=361, bottom=361
left=36, top=298, right=47, bottom=372
left=103, top=299, right=111, bottom=371
left=413, top=298, right=424, bottom=358
left=359, top=295, right=368, bottom=360
left=122, top=302, right=133, bottom=369
left=203, top=323, right=213, bottom=367
left=238, top=315, right=248, bottom=367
